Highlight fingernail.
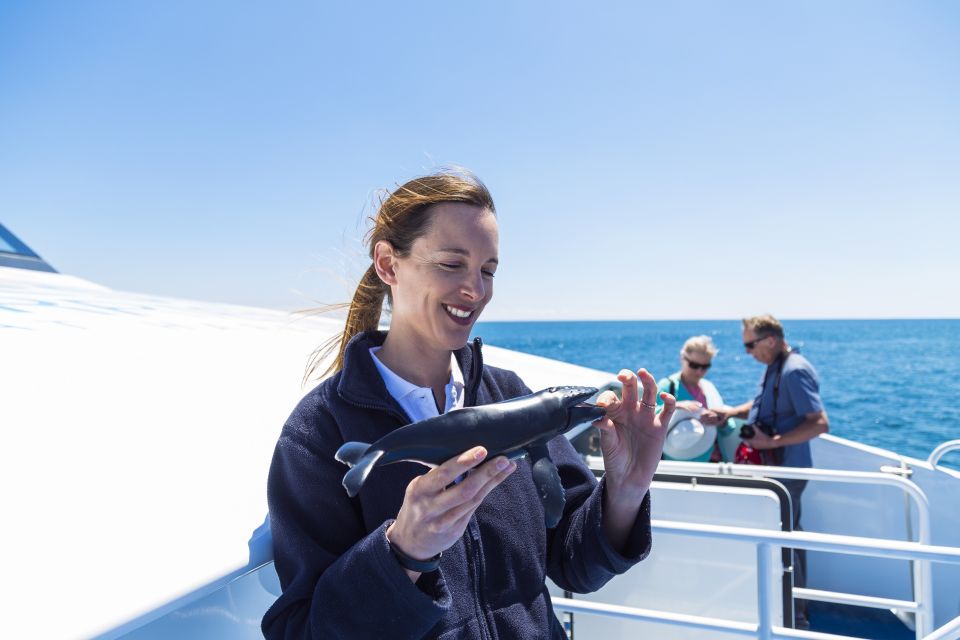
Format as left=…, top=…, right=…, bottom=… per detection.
left=496, top=457, right=509, bottom=470
left=475, top=448, right=486, bottom=460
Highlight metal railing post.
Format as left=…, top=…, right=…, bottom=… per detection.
left=757, top=542, right=774, bottom=640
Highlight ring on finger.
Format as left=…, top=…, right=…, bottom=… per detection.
left=640, top=400, right=657, bottom=411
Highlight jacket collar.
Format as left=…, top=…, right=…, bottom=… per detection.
left=337, top=330, right=484, bottom=414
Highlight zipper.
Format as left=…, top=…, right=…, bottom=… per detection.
left=466, top=518, right=495, bottom=640
left=466, top=338, right=495, bottom=638
left=467, top=337, right=483, bottom=406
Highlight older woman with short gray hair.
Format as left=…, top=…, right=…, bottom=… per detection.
left=657, top=335, right=736, bottom=462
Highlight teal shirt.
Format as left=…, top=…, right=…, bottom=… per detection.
left=657, top=372, right=738, bottom=462
left=657, top=372, right=693, bottom=406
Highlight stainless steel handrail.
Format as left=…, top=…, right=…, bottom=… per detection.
left=553, top=519, right=960, bottom=640
left=588, top=458, right=936, bottom=636
left=928, top=440, right=960, bottom=468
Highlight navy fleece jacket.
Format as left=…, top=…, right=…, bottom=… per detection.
left=262, top=331, right=652, bottom=639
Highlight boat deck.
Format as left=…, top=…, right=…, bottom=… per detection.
left=809, top=602, right=912, bottom=639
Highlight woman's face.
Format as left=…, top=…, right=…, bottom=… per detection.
left=681, top=350, right=712, bottom=384
left=388, top=202, right=499, bottom=354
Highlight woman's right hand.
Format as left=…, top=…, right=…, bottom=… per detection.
left=699, top=409, right=722, bottom=425
left=386, top=446, right=516, bottom=577
left=708, top=406, right=735, bottom=424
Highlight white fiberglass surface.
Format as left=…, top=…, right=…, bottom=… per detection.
left=1, top=270, right=340, bottom=638
left=481, top=343, right=617, bottom=392
left=108, top=563, right=282, bottom=640
left=551, top=482, right=785, bottom=640
left=3, top=322, right=336, bottom=638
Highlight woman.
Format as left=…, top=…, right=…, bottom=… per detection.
left=657, top=335, right=736, bottom=462
left=262, top=170, right=675, bottom=639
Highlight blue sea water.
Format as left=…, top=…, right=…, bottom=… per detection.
left=472, top=319, right=960, bottom=465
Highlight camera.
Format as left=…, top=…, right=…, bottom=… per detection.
left=739, top=421, right=774, bottom=439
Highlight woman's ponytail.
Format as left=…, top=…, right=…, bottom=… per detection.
left=304, top=265, right=386, bottom=382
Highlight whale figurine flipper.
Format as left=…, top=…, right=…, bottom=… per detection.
left=528, top=443, right=565, bottom=528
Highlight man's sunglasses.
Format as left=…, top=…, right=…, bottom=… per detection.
left=683, top=357, right=711, bottom=371
left=743, top=336, right=769, bottom=350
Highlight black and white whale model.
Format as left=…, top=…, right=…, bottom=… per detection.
left=335, top=386, right=606, bottom=527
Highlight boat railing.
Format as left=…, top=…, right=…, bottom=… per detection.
left=928, top=440, right=960, bottom=468
left=598, top=458, right=936, bottom=635
left=637, top=460, right=933, bottom=549
left=552, top=519, right=960, bottom=640
left=586, top=458, right=939, bottom=636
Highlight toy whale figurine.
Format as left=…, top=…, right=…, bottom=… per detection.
left=335, top=386, right=605, bottom=527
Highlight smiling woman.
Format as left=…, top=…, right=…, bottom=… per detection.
left=261, top=169, right=676, bottom=639
left=373, top=201, right=499, bottom=394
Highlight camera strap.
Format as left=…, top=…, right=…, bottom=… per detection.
left=667, top=374, right=678, bottom=398
left=756, top=350, right=793, bottom=425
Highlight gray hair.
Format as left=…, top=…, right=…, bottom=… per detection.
left=681, top=335, right=718, bottom=359
left=742, top=314, right=784, bottom=340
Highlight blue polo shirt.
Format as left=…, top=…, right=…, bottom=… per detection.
left=746, top=351, right=824, bottom=468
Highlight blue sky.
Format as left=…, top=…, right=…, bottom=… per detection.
left=2, top=1, right=958, bottom=319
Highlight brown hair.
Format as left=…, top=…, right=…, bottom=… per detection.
left=305, top=169, right=496, bottom=381
left=742, top=314, right=785, bottom=340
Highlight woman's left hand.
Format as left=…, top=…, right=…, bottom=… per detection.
left=594, top=369, right=676, bottom=502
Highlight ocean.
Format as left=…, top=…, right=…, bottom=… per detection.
left=472, top=319, right=960, bottom=466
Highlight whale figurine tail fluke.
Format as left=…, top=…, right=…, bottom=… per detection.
left=337, top=441, right=386, bottom=497
left=335, top=442, right=372, bottom=468
left=340, top=447, right=385, bottom=497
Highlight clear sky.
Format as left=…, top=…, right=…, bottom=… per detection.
left=2, top=1, right=958, bottom=320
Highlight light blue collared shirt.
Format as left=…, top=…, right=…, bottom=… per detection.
left=369, top=347, right=465, bottom=421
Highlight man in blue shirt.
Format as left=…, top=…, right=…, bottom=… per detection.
left=721, top=314, right=829, bottom=629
